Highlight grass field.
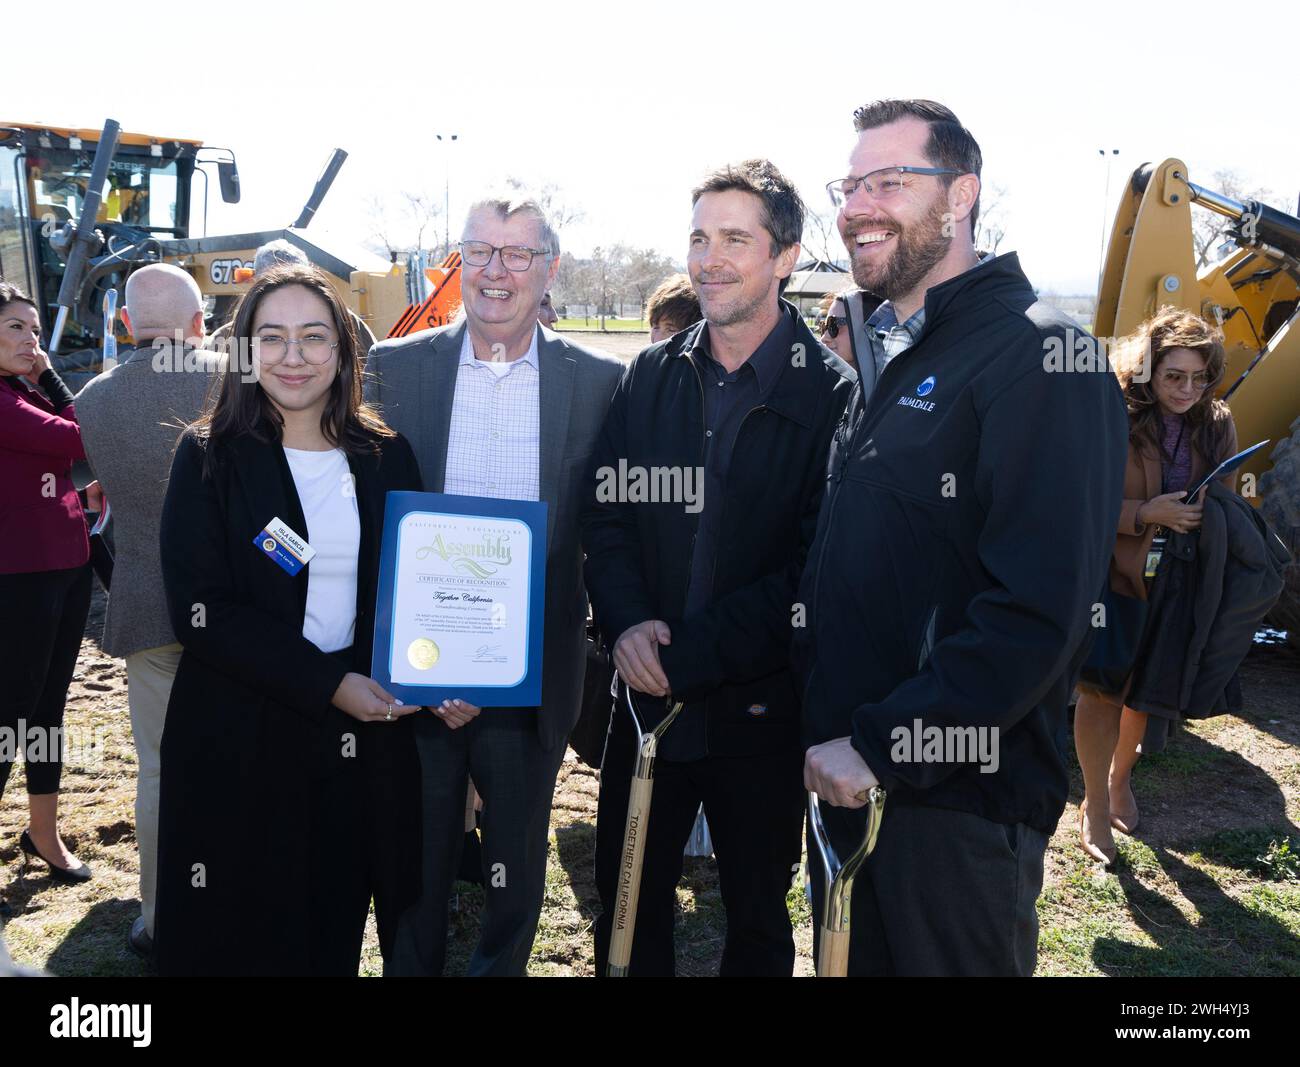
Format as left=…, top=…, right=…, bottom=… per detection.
left=555, top=317, right=649, bottom=331
left=2, top=586, right=1297, bottom=976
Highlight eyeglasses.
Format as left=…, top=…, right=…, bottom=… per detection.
left=1159, top=368, right=1219, bottom=391
left=459, top=241, right=552, bottom=271
left=816, top=314, right=847, bottom=339
left=256, top=333, right=339, bottom=364
left=826, top=166, right=960, bottom=209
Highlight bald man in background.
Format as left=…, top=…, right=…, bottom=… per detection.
left=75, top=263, right=223, bottom=959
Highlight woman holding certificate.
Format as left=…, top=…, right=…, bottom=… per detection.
left=155, top=264, right=435, bottom=975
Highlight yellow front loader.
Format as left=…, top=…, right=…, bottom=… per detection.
left=0, top=119, right=411, bottom=384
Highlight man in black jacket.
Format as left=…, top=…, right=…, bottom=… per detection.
left=582, top=159, right=854, bottom=975
left=796, top=100, right=1128, bottom=975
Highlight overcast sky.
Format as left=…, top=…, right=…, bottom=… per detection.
left=8, top=0, right=1297, bottom=295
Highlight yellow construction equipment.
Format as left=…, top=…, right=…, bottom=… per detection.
left=0, top=118, right=450, bottom=383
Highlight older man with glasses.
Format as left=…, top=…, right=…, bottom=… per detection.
left=366, top=197, right=622, bottom=975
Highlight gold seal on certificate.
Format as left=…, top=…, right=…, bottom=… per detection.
left=406, top=638, right=440, bottom=670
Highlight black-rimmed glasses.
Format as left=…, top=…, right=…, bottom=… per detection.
left=459, top=241, right=552, bottom=271
left=826, top=166, right=961, bottom=209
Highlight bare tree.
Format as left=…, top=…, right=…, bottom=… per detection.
left=552, top=252, right=593, bottom=322
left=504, top=177, right=585, bottom=231
left=1192, top=168, right=1279, bottom=268
left=364, top=190, right=443, bottom=260
left=622, top=248, right=680, bottom=320
left=591, top=245, right=630, bottom=327
left=802, top=209, right=841, bottom=265
left=974, top=181, right=1009, bottom=257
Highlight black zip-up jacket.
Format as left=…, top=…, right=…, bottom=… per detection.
left=582, top=303, right=855, bottom=757
left=793, top=253, right=1128, bottom=833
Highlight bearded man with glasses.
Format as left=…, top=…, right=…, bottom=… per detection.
left=366, top=197, right=623, bottom=975
left=795, top=99, right=1129, bottom=975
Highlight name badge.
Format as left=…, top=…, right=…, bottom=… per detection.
left=1144, top=535, right=1166, bottom=582
left=253, top=516, right=316, bottom=576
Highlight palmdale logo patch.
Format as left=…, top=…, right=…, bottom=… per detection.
left=897, top=375, right=937, bottom=413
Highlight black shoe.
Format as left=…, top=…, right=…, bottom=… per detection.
left=127, top=916, right=154, bottom=958
left=18, top=830, right=92, bottom=884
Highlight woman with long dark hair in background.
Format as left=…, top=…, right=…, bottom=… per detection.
left=1075, top=307, right=1239, bottom=865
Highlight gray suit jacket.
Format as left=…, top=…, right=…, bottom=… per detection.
left=366, top=321, right=623, bottom=749
left=75, top=342, right=223, bottom=658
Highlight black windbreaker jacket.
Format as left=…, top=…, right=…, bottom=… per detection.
left=793, top=253, right=1128, bottom=833
left=582, top=302, right=855, bottom=757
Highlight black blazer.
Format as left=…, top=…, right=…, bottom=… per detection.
left=160, top=429, right=422, bottom=718
left=155, top=427, right=422, bottom=975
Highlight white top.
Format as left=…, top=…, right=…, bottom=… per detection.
left=283, top=446, right=360, bottom=653
left=443, top=326, right=541, bottom=501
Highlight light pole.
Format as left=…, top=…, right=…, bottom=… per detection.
left=436, top=132, right=458, bottom=258
left=1097, top=147, right=1119, bottom=297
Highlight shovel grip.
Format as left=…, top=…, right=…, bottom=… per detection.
left=607, top=774, right=654, bottom=976
left=817, top=925, right=851, bottom=978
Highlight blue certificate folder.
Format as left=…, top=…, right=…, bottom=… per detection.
left=371, top=492, right=547, bottom=707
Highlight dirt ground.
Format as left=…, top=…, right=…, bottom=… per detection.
left=555, top=328, right=646, bottom=362
left=2, top=584, right=1296, bottom=977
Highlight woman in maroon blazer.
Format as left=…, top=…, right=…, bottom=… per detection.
left=0, top=282, right=94, bottom=913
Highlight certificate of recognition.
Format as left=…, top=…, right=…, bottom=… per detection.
left=371, top=492, right=547, bottom=707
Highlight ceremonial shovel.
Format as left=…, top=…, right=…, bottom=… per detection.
left=607, top=684, right=684, bottom=977
left=807, top=786, right=886, bottom=977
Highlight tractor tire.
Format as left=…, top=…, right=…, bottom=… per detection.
left=1259, top=414, right=1300, bottom=650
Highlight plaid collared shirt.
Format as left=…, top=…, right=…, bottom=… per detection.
left=863, top=254, right=997, bottom=376
left=865, top=301, right=926, bottom=373
left=443, top=326, right=541, bottom=501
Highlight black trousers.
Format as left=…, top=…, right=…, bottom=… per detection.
left=312, top=651, right=422, bottom=975
left=390, top=711, right=567, bottom=976
left=0, top=565, right=91, bottom=798
left=155, top=647, right=419, bottom=977
left=593, top=700, right=805, bottom=976
left=305, top=755, right=372, bottom=977
left=808, top=802, right=1048, bottom=976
